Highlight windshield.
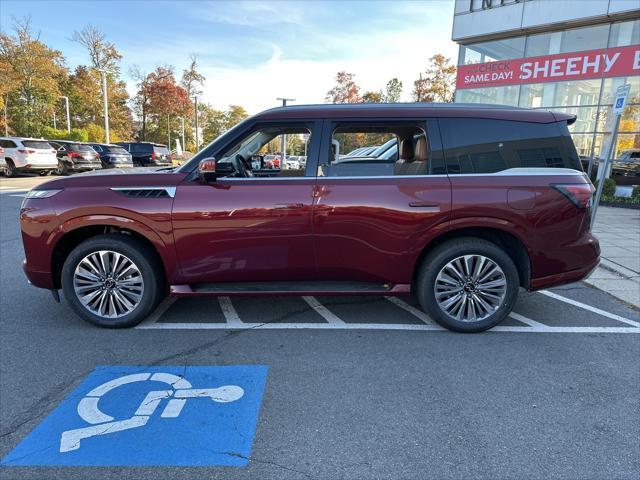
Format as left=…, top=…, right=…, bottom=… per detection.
left=22, top=140, right=52, bottom=150
left=70, top=144, right=95, bottom=152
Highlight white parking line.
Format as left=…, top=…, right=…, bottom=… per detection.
left=136, top=322, right=639, bottom=333
left=137, top=297, right=176, bottom=327
left=540, top=290, right=640, bottom=327
left=508, top=311, right=548, bottom=328
left=384, top=297, right=434, bottom=324
left=302, top=296, right=345, bottom=324
left=218, top=296, right=242, bottom=324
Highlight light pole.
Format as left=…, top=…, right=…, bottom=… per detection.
left=97, top=69, right=110, bottom=143
left=167, top=113, right=171, bottom=150
left=178, top=116, right=185, bottom=152
left=60, top=96, right=71, bottom=133
left=3, top=95, right=8, bottom=136
left=192, top=93, right=201, bottom=150
left=276, top=97, right=295, bottom=163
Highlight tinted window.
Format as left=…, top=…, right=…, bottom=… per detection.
left=69, top=144, right=94, bottom=152
left=440, top=119, right=582, bottom=174
left=2, top=140, right=17, bottom=148
left=105, top=146, right=128, bottom=154
left=153, top=146, right=169, bottom=155
left=130, top=144, right=152, bottom=154
left=90, top=145, right=104, bottom=152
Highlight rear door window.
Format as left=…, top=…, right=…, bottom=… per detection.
left=322, top=122, right=431, bottom=177
left=439, top=118, right=582, bottom=174
left=105, top=146, right=128, bottom=154
left=131, top=144, right=152, bottom=154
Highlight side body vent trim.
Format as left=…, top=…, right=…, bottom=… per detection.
left=110, top=186, right=176, bottom=198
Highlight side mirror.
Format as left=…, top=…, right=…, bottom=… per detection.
left=198, top=158, right=236, bottom=183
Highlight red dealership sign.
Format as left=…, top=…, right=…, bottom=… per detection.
left=456, top=44, right=640, bottom=89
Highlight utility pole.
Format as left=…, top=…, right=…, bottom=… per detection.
left=60, top=96, right=71, bottom=133
left=193, top=94, right=200, bottom=150
left=167, top=113, right=171, bottom=150
left=98, top=69, right=110, bottom=143
left=3, top=96, right=7, bottom=136
left=178, top=116, right=185, bottom=152
left=276, top=97, right=295, bottom=165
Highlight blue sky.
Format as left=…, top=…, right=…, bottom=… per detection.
left=0, top=0, right=458, bottom=113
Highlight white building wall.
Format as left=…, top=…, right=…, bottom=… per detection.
left=453, top=0, right=640, bottom=42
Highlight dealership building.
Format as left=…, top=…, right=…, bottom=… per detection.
left=452, top=0, right=639, bottom=160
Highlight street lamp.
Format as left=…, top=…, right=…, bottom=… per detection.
left=192, top=91, right=202, bottom=150
left=97, top=69, right=110, bottom=143
left=276, top=97, right=295, bottom=163
left=60, top=96, right=71, bottom=133
left=177, top=116, right=185, bottom=152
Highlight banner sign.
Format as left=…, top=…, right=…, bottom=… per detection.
left=456, top=44, right=640, bottom=90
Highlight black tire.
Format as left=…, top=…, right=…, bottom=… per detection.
left=38, top=170, right=51, bottom=176
left=416, top=237, right=519, bottom=333
left=4, top=159, right=18, bottom=177
left=133, top=161, right=143, bottom=167
left=56, top=161, right=69, bottom=176
left=61, top=234, right=165, bottom=328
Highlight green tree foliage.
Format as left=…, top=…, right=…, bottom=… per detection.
left=384, top=78, right=403, bottom=103
left=200, top=104, right=249, bottom=146
left=42, top=126, right=89, bottom=142
left=0, top=18, right=66, bottom=137
left=362, top=91, right=383, bottom=103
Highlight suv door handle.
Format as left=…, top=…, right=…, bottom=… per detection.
left=274, top=203, right=304, bottom=209
left=409, top=202, right=440, bottom=212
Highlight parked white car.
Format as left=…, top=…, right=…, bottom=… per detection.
left=0, top=137, right=58, bottom=177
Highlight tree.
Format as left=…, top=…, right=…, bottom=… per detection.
left=200, top=104, right=249, bottom=146
left=384, top=78, right=403, bottom=103
left=325, top=71, right=361, bottom=104
left=72, top=25, right=122, bottom=72
left=0, top=18, right=66, bottom=137
left=131, top=66, right=191, bottom=144
left=181, top=53, right=205, bottom=99
left=70, top=25, right=132, bottom=140
left=362, top=91, right=383, bottom=103
left=412, top=54, right=457, bottom=103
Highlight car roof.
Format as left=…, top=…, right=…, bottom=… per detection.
left=253, top=102, right=575, bottom=124
left=0, top=137, right=52, bottom=141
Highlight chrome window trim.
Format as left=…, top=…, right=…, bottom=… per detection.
left=110, top=186, right=177, bottom=198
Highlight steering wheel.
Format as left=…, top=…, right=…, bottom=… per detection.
left=234, top=154, right=253, bottom=178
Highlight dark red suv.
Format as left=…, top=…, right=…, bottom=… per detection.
left=20, top=104, right=600, bottom=332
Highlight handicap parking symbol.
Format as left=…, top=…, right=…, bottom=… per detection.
left=1, top=365, right=268, bottom=466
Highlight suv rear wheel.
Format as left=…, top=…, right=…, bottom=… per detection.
left=61, top=234, right=164, bottom=328
left=4, top=159, right=17, bottom=177
left=417, top=237, right=519, bottom=333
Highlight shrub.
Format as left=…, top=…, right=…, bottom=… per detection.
left=41, top=126, right=88, bottom=142
left=594, top=178, right=616, bottom=197
left=632, top=186, right=640, bottom=200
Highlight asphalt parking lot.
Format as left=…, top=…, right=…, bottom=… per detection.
left=1, top=182, right=639, bottom=480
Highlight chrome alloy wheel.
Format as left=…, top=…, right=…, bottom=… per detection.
left=73, top=250, right=144, bottom=318
left=434, top=254, right=507, bottom=323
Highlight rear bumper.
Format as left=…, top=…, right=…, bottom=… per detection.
left=23, top=260, right=55, bottom=289
left=69, top=162, right=102, bottom=171
left=530, top=255, right=600, bottom=290
left=21, top=164, right=57, bottom=171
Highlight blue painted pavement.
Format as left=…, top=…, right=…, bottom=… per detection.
left=1, top=365, right=268, bottom=466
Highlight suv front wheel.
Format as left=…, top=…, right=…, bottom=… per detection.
left=417, top=238, right=519, bottom=333
left=61, top=234, right=164, bottom=328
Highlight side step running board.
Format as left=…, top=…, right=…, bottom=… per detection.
left=170, top=282, right=411, bottom=297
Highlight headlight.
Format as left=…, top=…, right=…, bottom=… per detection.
left=25, top=189, right=63, bottom=199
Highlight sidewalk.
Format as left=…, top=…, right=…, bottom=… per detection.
left=587, top=206, right=640, bottom=308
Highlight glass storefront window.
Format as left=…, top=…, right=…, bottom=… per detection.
left=456, top=85, right=520, bottom=106
left=571, top=133, right=599, bottom=158
left=615, top=134, right=640, bottom=159
left=551, top=106, right=600, bottom=133
left=608, top=19, right=640, bottom=48
left=553, top=79, right=602, bottom=107
left=525, top=24, right=610, bottom=57
left=601, top=77, right=640, bottom=105
left=459, top=36, right=525, bottom=65
left=519, top=83, right=556, bottom=108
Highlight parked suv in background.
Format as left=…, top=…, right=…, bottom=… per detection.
left=48, top=140, right=101, bottom=175
left=0, top=137, right=58, bottom=177
left=116, top=142, right=171, bottom=167
left=20, top=103, right=599, bottom=332
left=88, top=143, right=134, bottom=169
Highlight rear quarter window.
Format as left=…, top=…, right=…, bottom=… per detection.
left=439, top=118, right=582, bottom=174
left=22, top=141, right=52, bottom=150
